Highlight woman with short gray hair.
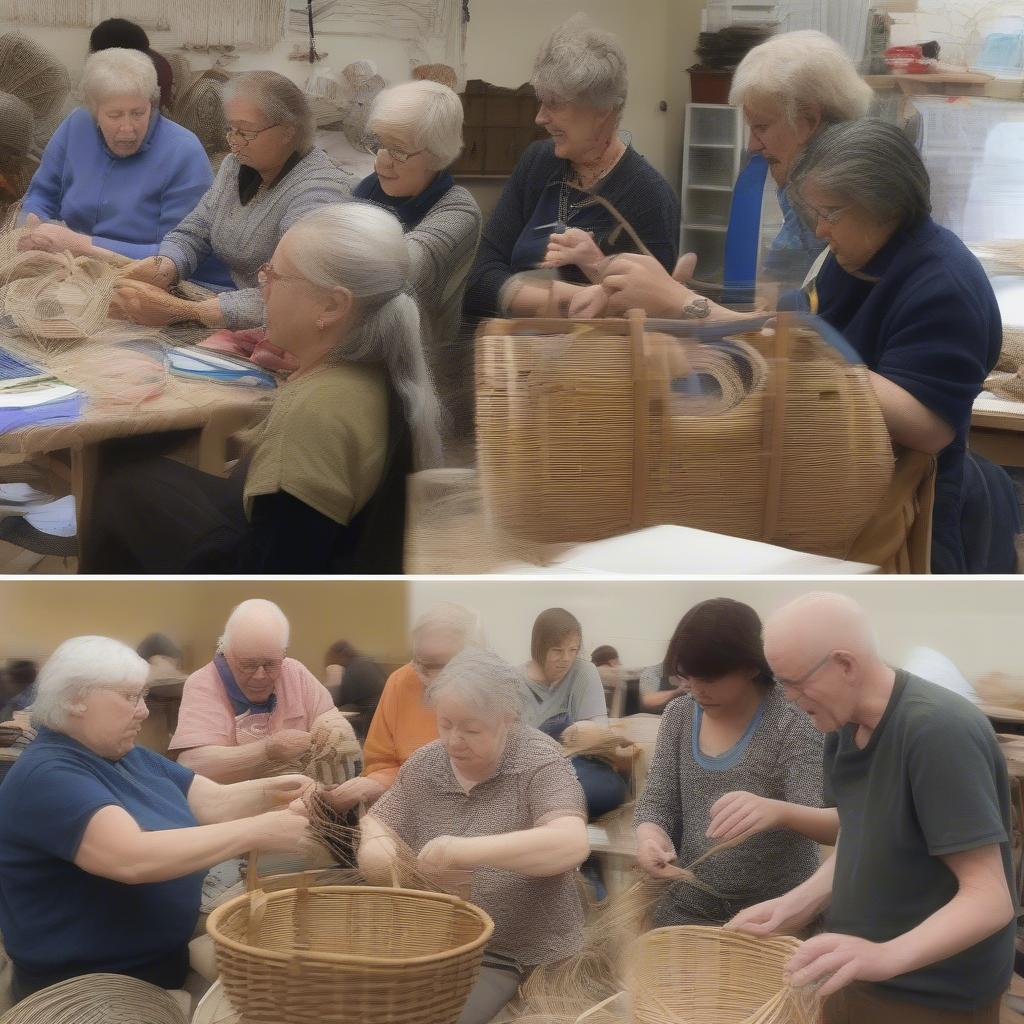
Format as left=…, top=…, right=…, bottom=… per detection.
left=464, top=14, right=679, bottom=320
left=786, top=119, right=1017, bottom=573
left=87, top=202, right=441, bottom=574
left=114, top=70, right=353, bottom=332
left=354, top=80, right=482, bottom=437
left=359, top=647, right=589, bottom=1024
left=0, top=635, right=313, bottom=1000
left=18, top=48, right=218, bottom=272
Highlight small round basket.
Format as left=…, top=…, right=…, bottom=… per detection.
left=206, top=884, right=494, bottom=1024
left=0, top=973, right=188, bottom=1024
left=628, top=926, right=817, bottom=1024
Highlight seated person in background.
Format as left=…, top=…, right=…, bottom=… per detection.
left=136, top=633, right=186, bottom=687
left=114, top=71, right=353, bottom=331
left=355, top=80, right=482, bottom=435
left=323, top=640, right=386, bottom=740
left=85, top=203, right=443, bottom=574
left=517, top=607, right=628, bottom=819
left=17, top=49, right=227, bottom=286
left=463, top=15, right=679, bottom=321
left=89, top=17, right=174, bottom=112
left=0, top=658, right=38, bottom=724
left=638, top=660, right=689, bottom=714
left=730, top=593, right=1015, bottom=1024
left=635, top=598, right=826, bottom=928
left=0, top=636, right=311, bottom=1001
left=359, top=648, right=589, bottom=1024
left=169, top=599, right=355, bottom=783
left=325, top=602, right=482, bottom=812
left=591, top=644, right=622, bottom=710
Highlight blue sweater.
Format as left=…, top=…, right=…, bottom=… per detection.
left=21, top=107, right=230, bottom=285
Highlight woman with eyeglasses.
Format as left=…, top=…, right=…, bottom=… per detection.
left=634, top=598, right=827, bottom=928
left=112, top=70, right=353, bottom=331
left=83, top=202, right=442, bottom=573
left=0, top=636, right=314, bottom=1002
left=354, top=80, right=482, bottom=440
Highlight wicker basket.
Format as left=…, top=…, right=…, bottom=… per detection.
left=206, top=884, right=494, bottom=1024
left=0, top=973, right=188, bottom=1024
left=475, top=312, right=895, bottom=560
left=627, top=926, right=816, bottom=1024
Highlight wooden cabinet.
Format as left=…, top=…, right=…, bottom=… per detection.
left=452, top=80, right=548, bottom=177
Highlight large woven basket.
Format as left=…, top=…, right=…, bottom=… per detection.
left=475, top=313, right=894, bottom=560
left=0, top=973, right=188, bottom=1024
left=206, top=884, right=494, bottom=1024
left=628, top=926, right=816, bottom=1024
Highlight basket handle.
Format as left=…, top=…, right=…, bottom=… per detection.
left=628, top=309, right=651, bottom=532
left=576, top=992, right=625, bottom=1022
left=245, top=889, right=268, bottom=946
left=245, top=849, right=260, bottom=893
left=761, top=313, right=793, bottom=542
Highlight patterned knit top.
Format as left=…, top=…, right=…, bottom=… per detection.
left=159, top=149, right=353, bottom=330
left=634, top=686, right=824, bottom=925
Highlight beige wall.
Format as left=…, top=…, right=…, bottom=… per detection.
left=0, top=581, right=410, bottom=677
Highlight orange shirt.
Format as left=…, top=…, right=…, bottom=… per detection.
left=362, top=662, right=439, bottom=789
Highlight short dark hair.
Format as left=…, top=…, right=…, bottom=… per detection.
left=664, top=598, right=772, bottom=689
left=89, top=18, right=150, bottom=53
left=136, top=633, right=182, bottom=662
left=591, top=645, right=619, bottom=667
left=325, top=640, right=359, bottom=666
left=5, top=659, right=37, bottom=690
left=531, top=608, right=582, bottom=665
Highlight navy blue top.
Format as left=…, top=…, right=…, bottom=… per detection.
left=465, top=138, right=679, bottom=317
left=802, top=218, right=1002, bottom=573
left=0, top=727, right=203, bottom=975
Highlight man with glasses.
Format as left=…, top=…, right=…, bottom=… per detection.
left=170, top=599, right=353, bottom=783
left=729, top=592, right=1014, bottom=1024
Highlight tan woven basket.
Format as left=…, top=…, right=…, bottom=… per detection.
left=0, top=973, right=188, bottom=1024
left=627, top=926, right=817, bottom=1024
left=206, top=884, right=494, bottom=1024
left=475, top=313, right=894, bottom=560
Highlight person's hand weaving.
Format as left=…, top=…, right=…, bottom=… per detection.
left=726, top=888, right=824, bottom=938
left=322, top=776, right=385, bottom=813
left=250, top=805, right=314, bottom=855
left=600, top=252, right=703, bottom=318
left=540, top=228, right=605, bottom=280
left=784, top=933, right=895, bottom=997
left=707, top=791, right=785, bottom=843
left=417, top=835, right=466, bottom=872
left=264, top=729, right=314, bottom=763
left=118, top=255, right=177, bottom=290
left=262, top=773, right=317, bottom=808
left=17, top=214, right=94, bottom=258
left=635, top=825, right=680, bottom=879
left=110, top=279, right=198, bottom=326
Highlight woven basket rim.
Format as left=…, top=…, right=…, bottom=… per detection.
left=206, top=884, right=495, bottom=968
left=636, top=923, right=803, bottom=951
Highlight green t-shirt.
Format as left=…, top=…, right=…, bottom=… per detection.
left=824, top=670, right=1015, bottom=1011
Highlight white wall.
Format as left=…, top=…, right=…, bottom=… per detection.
left=408, top=579, right=1024, bottom=681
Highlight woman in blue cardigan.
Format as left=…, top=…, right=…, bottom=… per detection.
left=19, top=48, right=229, bottom=287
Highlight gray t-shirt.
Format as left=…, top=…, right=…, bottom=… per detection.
left=824, top=670, right=1015, bottom=1011
left=634, top=686, right=823, bottom=926
left=515, top=660, right=608, bottom=729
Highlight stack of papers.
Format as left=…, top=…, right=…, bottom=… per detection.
left=0, top=348, right=83, bottom=434
left=167, top=347, right=278, bottom=389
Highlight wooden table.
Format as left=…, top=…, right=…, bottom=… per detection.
left=0, top=333, right=273, bottom=564
left=971, top=394, right=1024, bottom=469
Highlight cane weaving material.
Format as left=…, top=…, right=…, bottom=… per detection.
left=206, top=884, right=493, bottom=1024
left=475, top=313, right=895, bottom=560
left=0, top=34, right=71, bottom=147
left=171, top=69, right=231, bottom=158
left=0, top=973, right=188, bottom=1024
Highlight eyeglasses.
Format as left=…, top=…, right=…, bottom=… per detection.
left=363, top=135, right=425, bottom=164
left=257, top=263, right=307, bottom=289
left=108, top=687, right=151, bottom=708
left=747, top=116, right=781, bottom=143
left=798, top=200, right=851, bottom=228
left=236, top=658, right=284, bottom=675
left=226, top=123, right=280, bottom=145
left=772, top=651, right=834, bottom=691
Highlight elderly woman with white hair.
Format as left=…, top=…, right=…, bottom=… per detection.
left=18, top=48, right=228, bottom=285
left=113, top=70, right=353, bottom=332
left=85, top=202, right=442, bottom=574
left=464, top=15, right=679, bottom=320
left=354, top=79, right=481, bottom=427
left=358, top=647, right=589, bottom=1024
left=326, top=602, right=484, bottom=812
left=0, top=635, right=313, bottom=1001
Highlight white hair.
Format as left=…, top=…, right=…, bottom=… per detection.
left=728, top=30, right=873, bottom=127
left=368, top=80, right=464, bottom=171
left=218, top=599, right=291, bottom=654
left=31, top=636, right=148, bottom=731
left=222, top=71, right=316, bottom=153
left=412, top=601, right=486, bottom=650
left=288, top=203, right=443, bottom=469
left=531, top=14, right=628, bottom=118
left=426, top=647, right=525, bottom=724
left=80, top=47, right=159, bottom=111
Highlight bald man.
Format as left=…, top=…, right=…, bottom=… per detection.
left=729, top=592, right=1015, bottom=1024
left=170, top=599, right=355, bottom=783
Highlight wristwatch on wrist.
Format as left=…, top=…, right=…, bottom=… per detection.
left=680, top=296, right=710, bottom=320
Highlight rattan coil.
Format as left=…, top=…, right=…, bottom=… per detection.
left=0, top=973, right=188, bottom=1024
left=206, top=884, right=494, bottom=1024
left=628, top=926, right=817, bottom=1024
left=475, top=313, right=894, bottom=560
